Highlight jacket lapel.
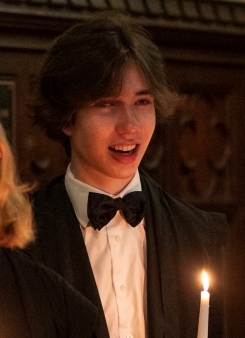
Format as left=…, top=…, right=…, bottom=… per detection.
left=34, top=178, right=110, bottom=338
left=145, top=201, right=165, bottom=338
left=141, top=172, right=181, bottom=338
left=64, top=206, right=109, bottom=338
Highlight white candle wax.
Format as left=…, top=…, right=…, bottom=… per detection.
left=197, top=271, right=210, bottom=338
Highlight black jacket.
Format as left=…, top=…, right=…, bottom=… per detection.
left=0, top=248, right=97, bottom=338
left=28, top=169, right=228, bottom=338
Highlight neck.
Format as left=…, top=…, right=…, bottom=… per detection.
left=69, top=164, right=135, bottom=195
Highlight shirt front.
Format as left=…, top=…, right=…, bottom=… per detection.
left=65, top=165, right=147, bottom=338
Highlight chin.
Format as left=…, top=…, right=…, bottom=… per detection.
left=113, top=167, right=138, bottom=180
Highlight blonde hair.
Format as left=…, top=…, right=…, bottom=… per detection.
left=0, top=123, right=34, bottom=248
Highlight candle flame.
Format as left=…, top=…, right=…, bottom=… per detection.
left=202, top=270, right=209, bottom=291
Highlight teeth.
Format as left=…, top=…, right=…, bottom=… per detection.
left=114, top=145, right=136, bottom=152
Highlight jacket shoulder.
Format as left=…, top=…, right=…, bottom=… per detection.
left=33, top=175, right=71, bottom=214
left=33, top=175, right=66, bottom=202
left=139, top=168, right=228, bottom=245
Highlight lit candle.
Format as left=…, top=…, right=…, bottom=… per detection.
left=197, top=271, right=210, bottom=338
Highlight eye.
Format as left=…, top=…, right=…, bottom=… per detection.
left=93, top=100, right=114, bottom=108
left=136, top=98, right=153, bottom=105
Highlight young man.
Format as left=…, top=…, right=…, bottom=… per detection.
left=28, top=10, right=228, bottom=338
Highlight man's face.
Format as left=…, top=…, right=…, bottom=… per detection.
left=63, top=63, right=156, bottom=193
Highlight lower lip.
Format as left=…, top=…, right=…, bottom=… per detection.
left=110, top=148, right=138, bottom=164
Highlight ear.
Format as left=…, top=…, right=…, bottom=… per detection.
left=62, top=125, right=72, bottom=136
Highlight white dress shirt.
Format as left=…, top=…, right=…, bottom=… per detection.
left=65, top=165, right=147, bottom=338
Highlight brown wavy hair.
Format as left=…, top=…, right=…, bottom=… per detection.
left=30, top=10, right=181, bottom=156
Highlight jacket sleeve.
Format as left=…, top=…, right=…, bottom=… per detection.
left=11, top=250, right=98, bottom=338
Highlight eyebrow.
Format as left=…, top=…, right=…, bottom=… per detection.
left=135, top=90, right=153, bottom=96
left=93, top=89, right=153, bottom=103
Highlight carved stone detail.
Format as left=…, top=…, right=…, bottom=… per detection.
left=178, top=93, right=231, bottom=202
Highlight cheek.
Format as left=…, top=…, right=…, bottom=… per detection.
left=144, top=113, right=156, bottom=136
left=142, top=116, right=156, bottom=150
left=72, top=118, right=105, bottom=148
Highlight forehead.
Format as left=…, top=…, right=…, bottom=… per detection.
left=121, top=63, right=148, bottom=87
left=108, top=63, right=152, bottom=98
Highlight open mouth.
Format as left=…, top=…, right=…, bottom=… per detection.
left=109, top=144, right=137, bottom=154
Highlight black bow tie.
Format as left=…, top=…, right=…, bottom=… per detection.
left=87, top=191, right=146, bottom=230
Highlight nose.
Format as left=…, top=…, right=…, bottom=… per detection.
left=115, top=105, right=140, bottom=134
